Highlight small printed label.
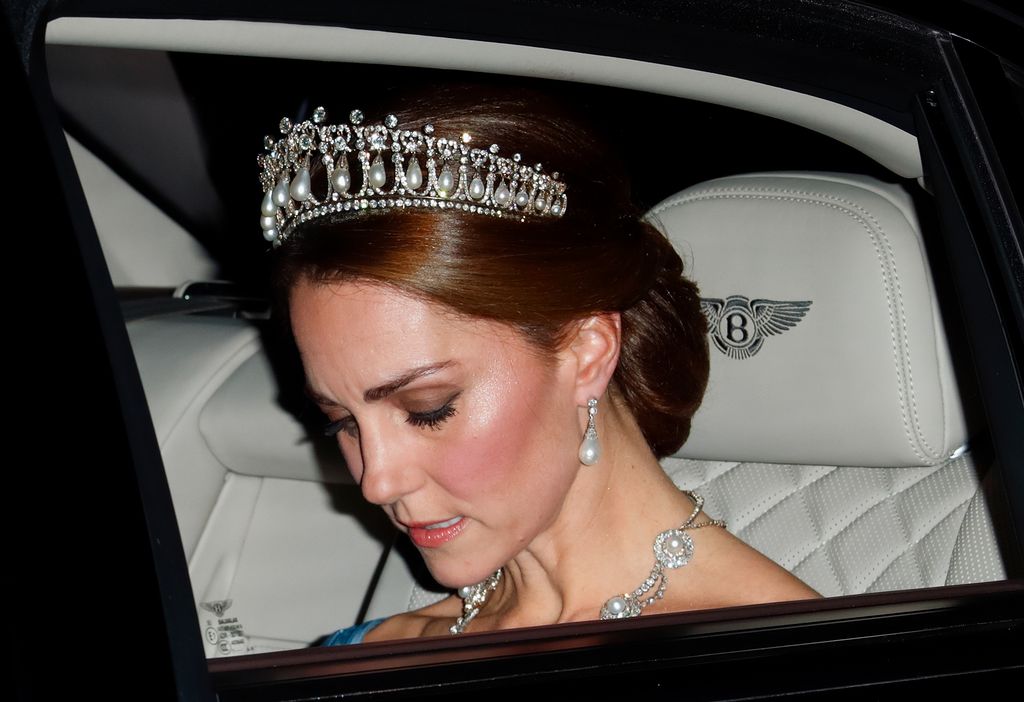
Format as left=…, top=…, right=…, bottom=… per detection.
left=199, top=600, right=250, bottom=656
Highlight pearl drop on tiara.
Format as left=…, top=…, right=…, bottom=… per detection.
left=257, top=107, right=569, bottom=246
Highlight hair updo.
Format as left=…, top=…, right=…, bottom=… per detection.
left=269, top=83, right=709, bottom=457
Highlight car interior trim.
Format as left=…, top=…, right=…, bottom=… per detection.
left=44, top=17, right=923, bottom=178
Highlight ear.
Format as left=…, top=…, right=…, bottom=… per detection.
left=564, top=312, right=621, bottom=406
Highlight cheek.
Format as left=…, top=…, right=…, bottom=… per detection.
left=439, top=418, right=521, bottom=503
left=436, top=367, right=569, bottom=504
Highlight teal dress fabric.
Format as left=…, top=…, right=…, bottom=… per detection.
left=322, top=617, right=387, bottom=646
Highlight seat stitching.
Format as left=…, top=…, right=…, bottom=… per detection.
left=864, top=494, right=972, bottom=590
left=652, top=186, right=942, bottom=461
left=892, top=467, right=931, bottom=589
left=671, top=459, right=740, bottom=485
left=667, top=460, right=742, bottom=496
left=735, top=465, right=839, bottom=531
left=846, top=202, right=941, bottom=458
left=656, top=191, right=922, bottom=461
left=685, top=186, right=941, bottom=457
left=663, top=189, right=929, bottom=458
left=820, top=539, right=848, bottom=596
left=790, top=462, right=946, bottom=572
left=943, top=479, right=978, bottom=585
left=797, top=479, right=845, bottom=592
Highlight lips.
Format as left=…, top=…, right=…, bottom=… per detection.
left=406, top=516, right=467, bottom=548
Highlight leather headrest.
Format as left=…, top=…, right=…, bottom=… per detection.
left=647, top=172, right=969, bottom=467
left=130, top=314, right=352, bottom=484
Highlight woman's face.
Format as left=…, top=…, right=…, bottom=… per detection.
left=289, top=279, right=584, bottom=588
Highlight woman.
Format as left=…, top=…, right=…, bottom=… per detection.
left=259, top=85, right=822, bottom=644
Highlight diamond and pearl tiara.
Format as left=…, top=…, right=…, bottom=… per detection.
left=258, top=106, right=568, bottom=247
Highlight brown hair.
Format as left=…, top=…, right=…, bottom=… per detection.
left=269, top=83, right=709, bottom=457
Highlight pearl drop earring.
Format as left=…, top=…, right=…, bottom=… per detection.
left=578, top=397, right=601, bottom=465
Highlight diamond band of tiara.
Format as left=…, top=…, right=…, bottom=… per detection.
left=258, top=107, right=568, bottom=246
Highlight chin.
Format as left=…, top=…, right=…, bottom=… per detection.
left=423, top=557, right=501, bottom=590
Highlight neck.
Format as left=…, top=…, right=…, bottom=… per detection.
left=481, top=395, right=701, bottom=628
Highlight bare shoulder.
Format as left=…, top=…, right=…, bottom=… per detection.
left=685, top=521, right=824, bottom=608
left=360, top=594, right=464, bottom=643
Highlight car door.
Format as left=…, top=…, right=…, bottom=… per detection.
left=8, top=1, right=1023, bottom=700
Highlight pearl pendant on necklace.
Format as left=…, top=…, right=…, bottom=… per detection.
left=451, top=491, right=726, bottom=633
left=597, top=491, right=725, bottom=621
left=600, top=593, right=642, bottom=619
left=654, top=528, right=695, bottom=568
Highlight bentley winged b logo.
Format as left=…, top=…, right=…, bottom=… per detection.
left=200, top=599, right=233, bottom=617
left=700, top=296, right=813, bottom=359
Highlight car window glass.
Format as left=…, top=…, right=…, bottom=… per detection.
left=44, top=43, right=1013, bottom=662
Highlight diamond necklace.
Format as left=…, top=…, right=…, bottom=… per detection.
left=450, top=489, right=726, bottom=634
left=450, top=568, right=503, bottom=635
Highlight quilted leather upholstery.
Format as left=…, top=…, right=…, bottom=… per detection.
left=651, top=172, right=970, bottom=467
left=368, top=451, right=1007, bottom=618
left=657, top=174, right=1004, bottom=593
left=127, top=171, right=1008, bottom=656
left=663, top=456, right=1005, bottom=596
left=371, top=172, right=1008, bottom=618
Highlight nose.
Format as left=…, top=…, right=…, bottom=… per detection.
left=354, top=422, right=423, bottom=507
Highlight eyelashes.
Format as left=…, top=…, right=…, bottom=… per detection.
left=322, top=416, right=358, bottom=438
left=406, top=398, right=458, bottom=430
left=321, top=393, right=460, bottom=437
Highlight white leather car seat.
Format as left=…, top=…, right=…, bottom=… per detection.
left=128, top=315, right=397, bottom=656
left=128, top=171, right=1008, bottom=656
left=648, top=172, right=1006, bottom=595
left=367, top=171, right=1009, bottom=616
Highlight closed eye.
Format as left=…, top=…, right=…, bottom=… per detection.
left=406, top=393, right=459, bottom=431
left=323, top=415, right=358, bottom=439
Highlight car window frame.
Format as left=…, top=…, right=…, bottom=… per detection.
left=13, top=1, right=1023, bottom=699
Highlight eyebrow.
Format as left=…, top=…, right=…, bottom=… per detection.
left=304, top=361, right=455, bottom=408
